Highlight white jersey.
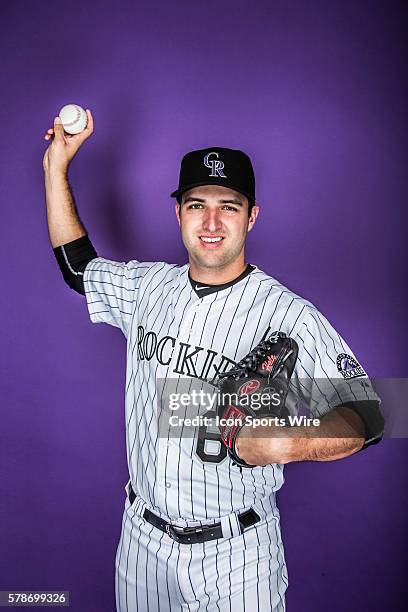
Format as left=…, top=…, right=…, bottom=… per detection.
left=83, top=259, right=377, bottom=525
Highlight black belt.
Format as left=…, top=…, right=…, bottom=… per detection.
left=128, top=484, right=260, bottom=544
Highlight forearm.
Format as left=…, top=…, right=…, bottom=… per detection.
left=237, top=407, right=365, bottom=465
left=44, top=169, right=87, bottom=248
left=283, top=407, right=365, bottom=462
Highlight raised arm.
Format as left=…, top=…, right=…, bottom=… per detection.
left=43, top=110, right=94, bottom=247
left=43, top=110, right=97, bottom=295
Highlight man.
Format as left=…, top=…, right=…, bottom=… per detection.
left=43, top=111, right=384, bottom=611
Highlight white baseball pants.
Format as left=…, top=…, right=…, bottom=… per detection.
left=115, top=494, right=288, bottom=612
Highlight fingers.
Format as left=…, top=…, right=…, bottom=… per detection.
left=52, top=116, right=65, bottom=142
left=78, top=108, right=94, bottom=140
left=44, top=127, right=54, bottom=141
left=85, top=109, right=94, bottom=133
left=44, top=117, right=62, bottom=140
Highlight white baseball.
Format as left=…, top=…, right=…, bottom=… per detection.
left=58, top=104, right=88, bottom=135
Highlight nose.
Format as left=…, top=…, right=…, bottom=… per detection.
left=202, top=208, right=222, bottom=233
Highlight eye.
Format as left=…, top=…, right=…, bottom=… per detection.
left=187, top=203, right=203, bottom=209
left=222, top=205, right=238, bottom=212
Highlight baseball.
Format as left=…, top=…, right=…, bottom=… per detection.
left=58, top=104, right=88, bottom=135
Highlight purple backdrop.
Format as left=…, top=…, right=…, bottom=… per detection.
left=1, top=0, right=407, bottom=610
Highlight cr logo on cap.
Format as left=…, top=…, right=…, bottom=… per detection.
left=203, top=152, right=227, bottom=178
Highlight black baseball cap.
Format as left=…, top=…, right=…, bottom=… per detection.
left=170, top=147, right=256, bottom=202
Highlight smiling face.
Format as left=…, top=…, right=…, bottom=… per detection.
left=175, top=185, right=259, bottom=283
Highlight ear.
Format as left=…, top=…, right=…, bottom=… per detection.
left=247, top=204, right=260, bottom=232
left=175, top=202, right=181, bottom=227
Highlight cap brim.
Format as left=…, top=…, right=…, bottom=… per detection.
left=170, top=180, right=254, bottom=202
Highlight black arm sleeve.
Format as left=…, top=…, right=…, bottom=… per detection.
left=341, top=399, right=385, bottom=451
left=53, top=235, right=98, bottom=295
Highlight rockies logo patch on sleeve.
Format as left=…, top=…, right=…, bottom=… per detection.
left=336, top=353, right=366, bottom=379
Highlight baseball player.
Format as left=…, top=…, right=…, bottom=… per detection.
left=43, top=111, right=384, bottom=611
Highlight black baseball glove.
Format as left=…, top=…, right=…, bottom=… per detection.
left=216, top=331, right=299, bottom=468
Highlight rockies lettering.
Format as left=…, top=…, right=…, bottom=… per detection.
left=137, top=325, right=235, bottom=380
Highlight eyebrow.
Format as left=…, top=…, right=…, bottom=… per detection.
left=183, top=196, right=243, bottom=206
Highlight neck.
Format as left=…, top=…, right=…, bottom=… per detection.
left=189, top=257, right=247, bottom=285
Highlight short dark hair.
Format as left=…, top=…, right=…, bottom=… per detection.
left=177, top=195, right=255, bottom=217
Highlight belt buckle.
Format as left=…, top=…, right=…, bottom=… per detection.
left=165, top=523, right=201, bottom=543
left=165, top=523, right=182, bottom=542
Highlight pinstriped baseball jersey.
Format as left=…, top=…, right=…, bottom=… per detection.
left=83, top=258, right=378, bottom=523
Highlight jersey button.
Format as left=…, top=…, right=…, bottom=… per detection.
left=165, top=482, right=171, bottom=488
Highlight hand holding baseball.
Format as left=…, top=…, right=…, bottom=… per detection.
left=42, top=107, right=94, bottom=174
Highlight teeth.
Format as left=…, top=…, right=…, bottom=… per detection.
left=200, top=237, right=223, bottom=243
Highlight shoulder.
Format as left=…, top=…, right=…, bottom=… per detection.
left=249, top=266, right=313, bottom=304
left=250, top=266, right=321, bottom=335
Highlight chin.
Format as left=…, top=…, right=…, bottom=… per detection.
left=192, top=252, right=234, bottom=270
left=193, top=256, right=222, bottom=269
